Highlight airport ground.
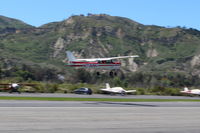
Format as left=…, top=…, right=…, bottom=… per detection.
left=0, top=93, right=200, bottom=133
left=0, top=92, right=200, bottom=99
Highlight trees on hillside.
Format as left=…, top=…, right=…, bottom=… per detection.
left=1, top=63, right=200, bottom=89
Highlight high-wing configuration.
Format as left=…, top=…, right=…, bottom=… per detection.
left=180, top=87, right=200, bottom=96
left=65, top=51, right=139, bottom=70
left=100, top=83, right=136, bottom=96
left=0, top=83, right=35, bottom=93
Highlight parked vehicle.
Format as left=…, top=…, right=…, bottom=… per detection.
left=73, top=88, right=92, bottom=95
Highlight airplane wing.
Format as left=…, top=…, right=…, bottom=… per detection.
left=97, top=55, right=139, bottom=61
left=106, top=55, right=139, bottom=60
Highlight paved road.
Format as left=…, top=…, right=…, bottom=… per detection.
left=0, top=107, right=200, bottom=133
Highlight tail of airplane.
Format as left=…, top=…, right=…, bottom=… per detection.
left=183, top=87, right=189, bottom=91
left=106, top=83, right=110, bottom=89
left=66, top=51, right=76, bottom=61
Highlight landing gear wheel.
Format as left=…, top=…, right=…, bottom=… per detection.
left=109, top=71, right=118, bottom=77
left=109, top=71, right=114, bottom=77
left=96, top=72, right=100, bottom=76
left=120, top=91, right=126, bottom=96
left=114, top=72, right=117, bottom=76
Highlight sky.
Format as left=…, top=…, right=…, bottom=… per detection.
left=0, top=0, right=199, bottom=30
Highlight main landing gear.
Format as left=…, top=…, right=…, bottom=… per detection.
left=96, top=72, right=100, bottom=76
left=109, top=71, right=117, bottom=77
left=9, top=87, right=21, bottom=94
left=96, top=71, right=118, bottom=77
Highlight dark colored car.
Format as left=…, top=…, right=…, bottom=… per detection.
left=73, top=88, right=92, bottom=95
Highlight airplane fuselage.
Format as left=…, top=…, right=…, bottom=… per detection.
left=66, top=61, right=121, bottom=70
left=101, top=87, right=124, bottom=91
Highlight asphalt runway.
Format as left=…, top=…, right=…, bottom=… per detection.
left=0, top=107, right=200, bottom=133
left=0, top=93, right=200, bottom=133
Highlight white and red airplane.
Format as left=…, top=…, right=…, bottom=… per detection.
left=65, top=51, right=139, bottom=70
left=180, top=87, right=200, bottom=96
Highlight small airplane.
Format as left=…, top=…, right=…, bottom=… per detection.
left=65, top=51, right=139, bottom=73
left=100, top=83, right=136, bottom=96
left=180, top=87, right=200, bottom=96
left=0, top=83, right=35, bottom=93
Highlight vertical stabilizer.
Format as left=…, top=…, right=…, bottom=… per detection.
left=66, top=51, right=76, bottom=61
left=106, top=83, right=110, bottom=89
left=184, top=87, right=189, bottom=91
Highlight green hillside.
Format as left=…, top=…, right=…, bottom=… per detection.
left=0, top=15, right=33, bottom=29
left=1, top=14, right=200, bottom=88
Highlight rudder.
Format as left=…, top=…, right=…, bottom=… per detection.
left=183, top=87, right=189, bottom=91
left=66, top=51, right=76, bottom=61
left=106, top=83, right=110, bottom=89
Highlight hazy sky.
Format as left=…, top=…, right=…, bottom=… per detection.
left=0, top=0, right=199, bottom=29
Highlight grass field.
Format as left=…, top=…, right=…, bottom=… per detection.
left=0, top=96, right=200, bottom=102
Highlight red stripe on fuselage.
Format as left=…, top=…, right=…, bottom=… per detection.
left=66, top=64, right=121, bottom=67
left=65, top=64, right=121, bottom=68
left=70, top=61, right=121, bottom=65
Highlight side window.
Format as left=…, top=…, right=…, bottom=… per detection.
left=80, top=88, right=84, bottom=91
left=106, top=60, right=112, bottom=63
